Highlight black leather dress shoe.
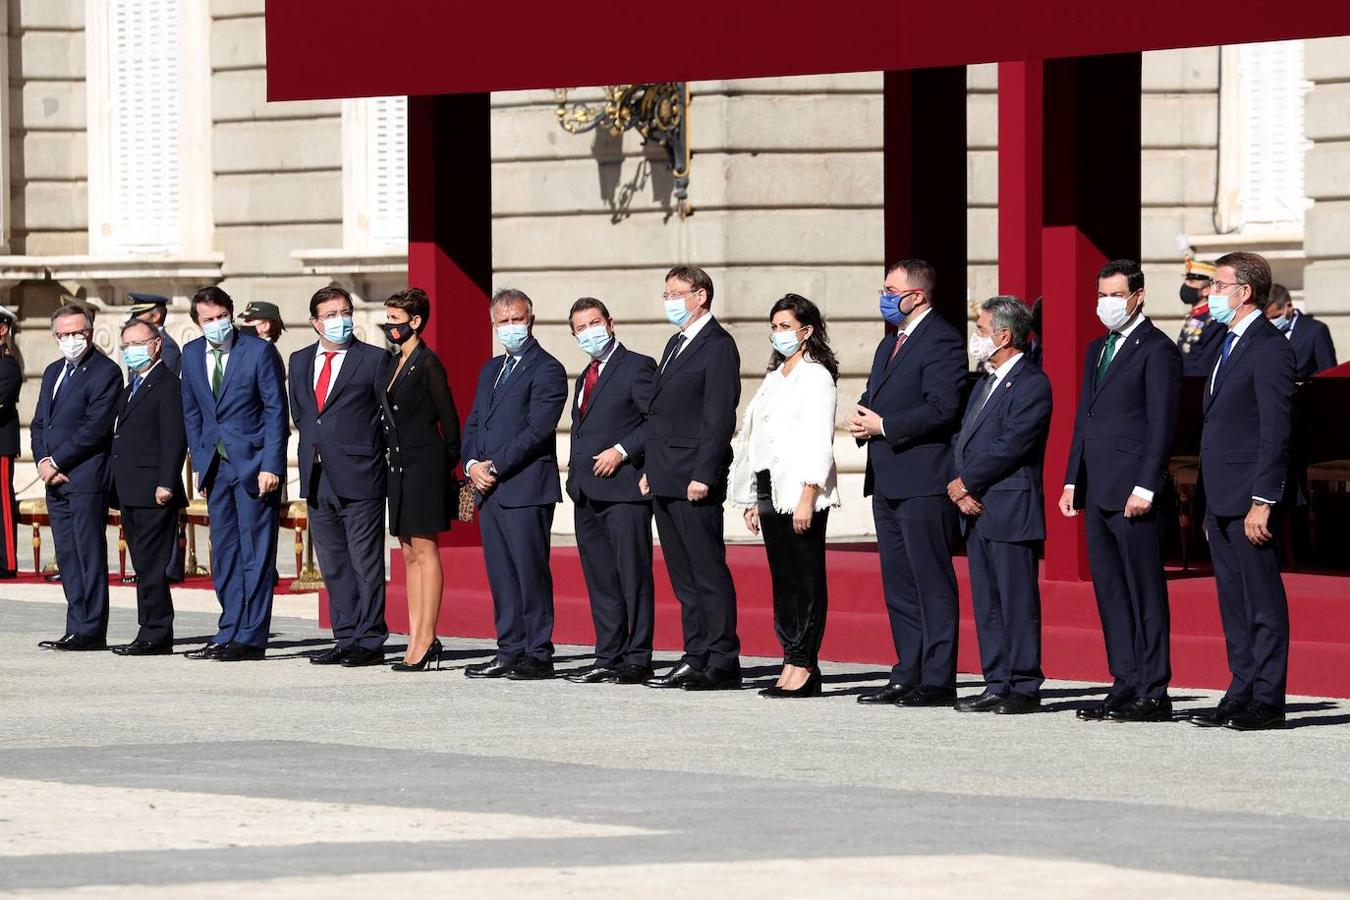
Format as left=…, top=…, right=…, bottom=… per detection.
left=682, top=667, right=743, bottom=691
left=857, top=683, right=914, bottom=705
left=1188, top=696, right=1247, bottom=728
left=506, top=658, right=555, bottom=680
left=465, top=656, right=516, bottom=679
left=216, top=642, right=265, bottom=661
left=993, top=693, right=1041, bottom=715
left=1108, top=697, right=1173, bottom=722
left=45, top=634, right=107, bottom=652
left=1076, top=693, right=1134, bottom=721
left=310, top=645, right=352, bottom=665
left=644, top=661, right=703, bottom=689
left=954, top=690, right=1007, bottom=712
left=612, top=663, right=655, bottom=684
left=1225, top=701, right=1286, bottom=731
left=341, top=647, right=386, bottom=667
left=38, top=634, right=75, bottom=649
left=184, top=642, right=227, bottom=660
left=111, top=639, right=173, bottom=656
left=565, top=665, right=620, bottom=684
left=897, top=685, right=958, bottom=707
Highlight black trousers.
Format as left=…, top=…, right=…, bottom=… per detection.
left=308, top=464, right=388, bottom=651
left=653, top=494, right=740, bottom=673
left=1084, top=503, right=1172, bottom=700
left=1206, top=511, right=1289, bottom=709
left=121, top=503, right=177, bottom=645
left=757, top=471, right=829, bottom=668
left=574, top=495, right=655, bottom=667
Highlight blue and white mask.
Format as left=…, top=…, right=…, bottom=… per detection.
left=203, top=318, right=233, bottom=346
left=496, top=323, right=530, bottom=354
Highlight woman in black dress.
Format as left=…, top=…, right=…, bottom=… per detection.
left=379, top=288, right=461, bottom=671
left=0, top=306, right=20, bottom=578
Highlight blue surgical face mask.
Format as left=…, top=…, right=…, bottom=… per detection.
left=575, top=324, right=612, bottom=358
left=664, top=297, right=693, bottom=328
left=203, top=318, right=233, bottom=346
left=1210, top=292, right=1238, bottom=326
left=770, top=327, right=805, bottom=358
left=123, top=344, right=153, bottom=372
left=879, top=292, right=910, bottom=326
left=322, top=315, right=354, bottom=344
left=1269, top=315, right=1289, bottom=332
left=496, top=323, right=530, bottom=354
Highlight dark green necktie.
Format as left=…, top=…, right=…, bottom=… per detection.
left=211, top=349, right=227, bottom=458
left=1094, top=331, right=1120, bottom=388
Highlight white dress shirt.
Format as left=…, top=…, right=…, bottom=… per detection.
left=312, top=340, right=351, bottom=390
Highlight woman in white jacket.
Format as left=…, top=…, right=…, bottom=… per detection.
left=729, top=294, right=840, bottom=698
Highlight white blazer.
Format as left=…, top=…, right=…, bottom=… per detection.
left=729, top=356, right=840, bottom=513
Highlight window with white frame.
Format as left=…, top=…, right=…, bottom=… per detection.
left=342, top=96, right=409, bottom=252
left=1219, top=41, right=1313, bottom=232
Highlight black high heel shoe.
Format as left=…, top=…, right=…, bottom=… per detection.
left=758, top=666, right=822, bottom=698
left=391, top=639, right=443, bottom=672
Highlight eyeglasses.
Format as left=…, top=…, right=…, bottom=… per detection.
left=315, top=309, right=354, bottom=321
left=1210, top=280, right=1246, bottom=293
left=877, top=289, right=921, bottom=298
left=54, top=330, right=88, bottom=339
left=120, top=336, right=158, bottom=350
left=662, top=289, right=702, bottom=302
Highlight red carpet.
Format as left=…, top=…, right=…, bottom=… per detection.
left=339, top=544, right=1350, bottom=698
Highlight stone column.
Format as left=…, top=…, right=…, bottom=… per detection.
left=1303, top=36, right=1350, bottom=356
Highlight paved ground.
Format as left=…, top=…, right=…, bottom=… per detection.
left=3, top=587, right=1349, bottom=897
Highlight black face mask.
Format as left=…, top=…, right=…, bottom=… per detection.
left=1180, top=285, right=1203, bottom=306
left=381, top=322, right=414, bottom=345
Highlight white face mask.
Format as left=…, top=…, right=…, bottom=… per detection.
left=1096, top=293, right=1134, bottom=331
left=57, top=334, right=88, bottom=362
left=968, top=331, right=998, bottom=364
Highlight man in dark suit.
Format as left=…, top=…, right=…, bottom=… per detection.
left=1192, top=252, right=1295, bottom=731
left=108, top=319, right=187, bottom=655
left=641, top=265, right=742, bottom=691
left=561, top=297, right=658, bottom=685
left=289, top=285, right=390, bottom=668
left=129, top=294, right=181, bottom=375
left=1262, top=283, right=1337, bottom=380
left=33, top=304, right=122, bottom=651
left=1060, top=259, right=1183, bottom=722
left=461, top=288, right=568, bottom=680
left=948, top=296, right=1053, bottom=714
left=847, top=259, right=966, bottom=707
left=180, top=286, right=289, bottom=662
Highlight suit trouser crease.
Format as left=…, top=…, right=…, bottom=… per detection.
left=205, top=456, right=280, bottom=648
left=966, top=524, right=1044, bottom=697
left=1206, top=512, right=1289, bottom=707
left=48, top=489, right=110, bottom=639
left=757, top=471, right=829, bottom=668
left=653, top=495, right=740, bottom=671
left=573, top=495, right=654, bottom=667
left=121, top=504, right=177, bottom=644
left=479, top=494, right=555, bottom=662
left=308, top=463, right=388, bottom=650
left=1084, top=503, right=1172, bottom=698
left=871, top=494, right=959, bottom=687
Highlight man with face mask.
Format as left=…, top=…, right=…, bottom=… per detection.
left=846, top=259, right=966, bottom=707
left=1262, top=283, right=1337, bottom=380
left=1060, top=260, right=1183, bottom=722
left=461, top=288, right=568, bottom=680
left=561, top=297, right=658, bottom=685
left=108, top=319, right=187, bottom=655
left=1177, top=255, right=1225, bottom=377
left=32, top=304, right=122, bottom=651
left=288, top=284, right=391, bottom=667
left=1191, top=251, right=1295, bottom=731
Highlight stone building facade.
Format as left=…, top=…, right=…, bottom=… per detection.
left=2, top=1, right=1345, bottom=539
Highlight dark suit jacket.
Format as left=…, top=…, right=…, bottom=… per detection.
left=1064, top=318, right=1183, bottom=511
left=180, top=331, right=289, bottom=488
left=954, top=356, right=1052, bottom=543
left=1288, top=311, right=1337, bottom=380
left=1199, top=316, right=1295, bottom=518
left=461, top=339, right=567, bottom=508
left=31, top=350, right=122, bottom=493
left=0, top=354, right=20, bottom=457
left=644, top=316, right=741, bottom=500
left=289, top=339, right=390, bottom=501
left=110, top=362, right=187, bottom=509
left=160, top=328, right=182, bottom=375
left=567, top=343, right=656, bottom=504
left=858, top=312, right=967, bottom=500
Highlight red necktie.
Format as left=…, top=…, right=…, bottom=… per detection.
left=887, top=331, right=908, bottom=365
left=578, top=359, right=600, bottom=418
left=315, top=351, right=336, bottom=412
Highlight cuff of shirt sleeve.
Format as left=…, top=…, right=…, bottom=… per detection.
left=1131, top=486, right=1155, bottom=503
left=1064, top=484, right=1074, bottom=491
left=465, top=459, right=480, bottom=474
left=614, top=444, right=628, bottom=459
left=1253, top=496, right=1278, bottom=505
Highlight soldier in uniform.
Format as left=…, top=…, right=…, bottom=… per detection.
left=1177, top=255, right=1225, bottom=377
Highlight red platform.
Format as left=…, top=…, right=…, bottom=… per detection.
left=319, top=544, right=1350, bottom=698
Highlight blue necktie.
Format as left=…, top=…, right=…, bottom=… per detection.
left=1212, top=331, right=1238, bottom=392
left=130, top=374, right=143, bottom=397
left=492, top=356, right=517, bottom=402
left=53, top=361, right=75, bottom=401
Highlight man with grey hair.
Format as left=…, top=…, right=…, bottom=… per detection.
left=461, top=288, right=568, bottom=680
left=946, top=295, right=1053, bottom=714
left=33, top=304, right=123, bottom=651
